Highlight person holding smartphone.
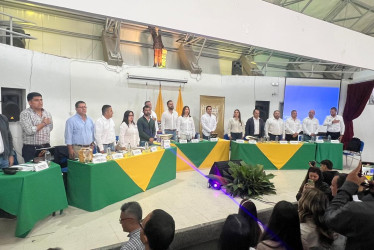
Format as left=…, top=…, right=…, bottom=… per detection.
left=296, top=166, right=331, bottom=201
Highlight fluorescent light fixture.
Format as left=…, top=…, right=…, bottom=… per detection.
left=127, top=74, right=188, bottom=84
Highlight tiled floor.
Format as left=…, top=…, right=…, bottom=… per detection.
left=0, top=163, right=352, bottom=250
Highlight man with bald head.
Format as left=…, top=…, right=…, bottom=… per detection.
left=302, top=109, right=319, bottom=141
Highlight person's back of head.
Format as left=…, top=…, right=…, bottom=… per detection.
left=336, top=173, right=348, bottom=189
left=298, top=188, right=333, bottom=247
left=260, top=200, right=303, bottom=250
left=143, top=209, right=175, bottom=250
left=238, top=199, right=261, bottom=247
left=220, top=214, right=251, bottom=250
left=320, top=159, right=333, bottom=170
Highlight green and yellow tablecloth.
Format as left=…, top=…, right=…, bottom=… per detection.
left=0, top=163, right=68, bottom=238
left=173, top=139, right=230, bottom=171
left=67, top=147, right=176, bottom=212
left=316, top=142, right=343, bottom=170
left=230, top=142, right=316, bottom=170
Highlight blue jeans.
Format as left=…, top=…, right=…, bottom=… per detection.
left=164, top=130, right=177, bottom=141
left=0, top=156, right=9, bottom=169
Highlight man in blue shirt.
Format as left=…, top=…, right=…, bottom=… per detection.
left=65, top=101, right=95, bottom=159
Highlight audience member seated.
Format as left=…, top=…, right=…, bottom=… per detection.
left=320, top=159, right=338, bottom=186
left=219, top=214, right=254, bottom=250
left=257, top=201, right=303, bottom=250
left=296, top=167, right=331, bottom=201
left=119, top=202, right=144, bottom=250
left=238, top=199, right=262, bottom=247
left=325, top=163, right=374, bottom=249
left=298, top=188, right=345, bottom=249
left=140, top=209, right=175, bottom=250
left=330, top=173, right=347, bottom=197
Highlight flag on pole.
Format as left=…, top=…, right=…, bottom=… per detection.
left=155, top=85, right=164, bottom=122
left=176, top=86, right=184, bottom=116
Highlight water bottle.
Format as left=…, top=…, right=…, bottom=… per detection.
left=106, top=147, right=112, bottom=161
left=197, top=133, right=200, bottom=140
left=275, top=136, right=279, bottom=142
left=44, top=150, right=51, bottom=165
left=145, top=142, right=149, bottom=152
left=327, top=135, right=331, bottom=142
left=127, top=143, right=132, bottom=157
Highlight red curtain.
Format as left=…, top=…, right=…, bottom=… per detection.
left=342, top=80, right=374, bottom=148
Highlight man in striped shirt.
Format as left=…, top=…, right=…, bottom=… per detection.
left=119, top=202, right=145, bottom=250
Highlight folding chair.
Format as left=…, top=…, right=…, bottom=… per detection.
left=343, top=140, right=364, bottom=169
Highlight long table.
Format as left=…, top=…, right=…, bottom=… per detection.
left=230, top=142, right=343, bottom=170
left=67, top=147, right=177, bottom=212
left=0, top=163, right=68, bottom=238
left=173, top=139, right=230, bottom=171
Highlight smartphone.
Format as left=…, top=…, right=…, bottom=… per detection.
left=309, top=161, right=316, bottom=167
left=307, top=179, right=315, bottom=187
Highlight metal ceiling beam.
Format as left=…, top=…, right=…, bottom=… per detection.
left=301, top=0, right=313, bottom=13
left=349, top=4, right=374, bottom=28
left=324, top=0, right=349, bottom=22
left=282, top=0, right=304, bottom=7
left=332, top=16, right=361, bottom=23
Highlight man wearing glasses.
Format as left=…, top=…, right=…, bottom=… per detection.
left=119, top=202, right=144, bottom=250
left=65, top=101, right=95, bottom=159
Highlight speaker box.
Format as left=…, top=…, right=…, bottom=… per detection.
left=209, top=160, right=242, bottom=179
left=232, top=60, right=242, bottom=75
left=6, top=28, right=26, bottom=49
left=1, top=88, right=24, bottom=122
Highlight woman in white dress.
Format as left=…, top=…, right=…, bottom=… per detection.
left=119, top=110, right=140, bottom=149
left=177, top=106, right=195, bottom=141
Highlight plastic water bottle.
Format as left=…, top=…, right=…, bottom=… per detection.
left=275, top=136, right=279, bottom=142
left=327, top=135, right=331, bottom=142
left=106, top=148, right=113, bottom=161
left=145, top=142, right=149, bottom=152
left=44, top=150, right=51, bottom=165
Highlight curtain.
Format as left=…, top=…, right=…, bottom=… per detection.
left=342, top=80, right=374, bottom=148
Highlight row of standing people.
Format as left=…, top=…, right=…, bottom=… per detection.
left=227, top=107, right=345, bottom=141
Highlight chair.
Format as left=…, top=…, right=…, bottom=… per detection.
left=343, top=139, right=364, bottom=169
left=224, top=134, right=230, bottom=140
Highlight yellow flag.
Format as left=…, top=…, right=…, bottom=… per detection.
left=155, top=85, right=164, bottom=122
left=176, top=86, right=184, bottom=116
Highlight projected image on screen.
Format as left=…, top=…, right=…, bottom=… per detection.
left=283, top=85, right=340, bottom=125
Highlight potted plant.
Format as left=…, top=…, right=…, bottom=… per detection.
left=223, top=161, right=276, bottom=198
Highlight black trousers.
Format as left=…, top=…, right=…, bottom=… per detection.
left=326, top=132, right=341, bottom=140
left=22, top=143, right=50, bottom=163
left=231, top=132, right=243, bottom=140
left=286, top=134, right=298, bottom=141
left=268, top=133, right=283, bottom=141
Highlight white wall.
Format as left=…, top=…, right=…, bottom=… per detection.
left=29, top=0, right=374, bottom=70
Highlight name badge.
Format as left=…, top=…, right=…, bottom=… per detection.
left=112, top=153, right=124, bottom=159
left=290, top=141, right=299, bottom=144
left=132, top=149, right=142, bottom=156
left=248, top=140, right=257, bottom=144
left=209, top=138, right=218, bottom=142
left=163, top=140, right=171, bottom=149
left=34, top=161, right=49, bottom=172
left=279, top=141, right=288, bottom=144
left=92, top=155, right=107, bottom=163
left=316, top=139, right=324, bottom=143
left=179, top=139, right=188, bottom=144
left=236, top=139, right=244, bottom=143
left=331, top=140, right=340, bottom=144
left=191, top=139, right=199, bottom=143
left=150, top=146, right=158, bottom=152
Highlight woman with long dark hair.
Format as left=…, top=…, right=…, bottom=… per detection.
left=119, top=110, right=140, bottom=149
left=227, top=109, right=244, bottom=140
left=257, top=201, right=303, bottom=250
left=219, top=214, right=253, bottom=250
left=238, top=199, right=262, bottom=248
left=176, top=106, right=195, bottom=140
left=296, top=167, right=331, bottom=201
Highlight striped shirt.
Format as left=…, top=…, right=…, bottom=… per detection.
left=20, top=107, right=53, bottom=145
left=120, top=228, right=145, bottom=250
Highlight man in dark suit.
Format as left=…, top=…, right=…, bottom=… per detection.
left=245, top=109, right=265, bottom=138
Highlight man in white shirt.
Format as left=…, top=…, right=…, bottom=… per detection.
left=201, top=106, right=217, bottom=140
left=95, top=105, right=116, bottom=153
left=265, top=110, right=285, bottom=140
left=141, top=101, right=159, bottom=135
left=285, top=110, right=302, bottom=141
left=323, top=107, right=345, bottom=141
left=161, top=100, right=178, bottom=140
left=302, top=109, right=319, bottom=141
